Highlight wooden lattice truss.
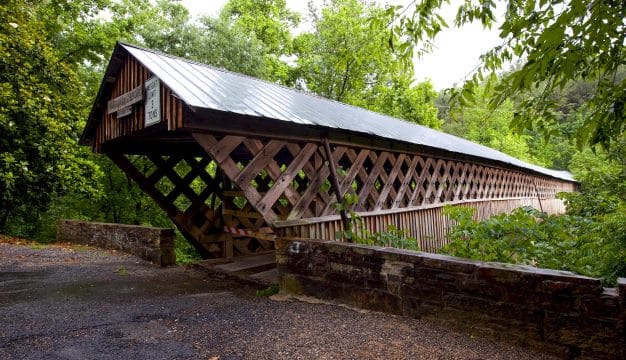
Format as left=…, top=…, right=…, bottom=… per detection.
left=105, top=132, right=574, bottom=258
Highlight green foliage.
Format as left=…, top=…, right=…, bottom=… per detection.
left=195, top=16, right=269, bottom=78
left=220, top=0, right=300, bottom=82
left=0, top=0, right=100, bottom=232
left=441, top=204, right=626, bottom=286
left=337, top=214, right=420, bottom=251
left=292, top=0, right=440, bottom=128
left=174, top=234, right=202, bottom=265
left=362, top=225, right=420, bottom=251
left=439, top=130, right=626, bottom=285
left=575, top=206, right=626, bottom=280
left=392, top=0, right=626, bottom=149
left=255, top=285, right=279, bottom=297
left=442, top=84, right=534, bottom=162
left=0, top=0, right=276, bottom=261
left=221, top=0, right=300, bottom=56
left=442, top=206, right=576, bottom=264
left=355, top=78, right=442, bottom=129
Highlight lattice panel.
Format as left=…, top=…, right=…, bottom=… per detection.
left=107, top=132, right=576, bottom=257
left=108, top=152, right=276, bottom=259
left=193, top=132, right=575, bottom=229
left=193, top=133, right=338, bottom=224
left=326, top=147, right=551, bottom=213
left=107, top=152, right=226, bottom=258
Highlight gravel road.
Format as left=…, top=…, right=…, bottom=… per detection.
left=0, top=240, right=557, bottom=360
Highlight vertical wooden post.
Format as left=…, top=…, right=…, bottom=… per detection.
left=322, top=138, right=352, bottom=241
left=220, top=168, right=234, bottom=259
left=532, top=179, right=545, bottom=213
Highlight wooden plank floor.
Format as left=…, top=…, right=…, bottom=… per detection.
left=213, top=253, right=276, bottom=273
left=198, top=252, right=278, bottom=286
left=248, top=268, right=278, bottom=286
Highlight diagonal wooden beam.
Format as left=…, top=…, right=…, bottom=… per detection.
left=107, top=152, right=216, bottom=258
left=245, top=139, right=310, bottom=217
left=338, top=148, right=370, bottom=197
left=375, top=153, right=405, bottom=210
left=323, top=138, right=352, bottom=237
left=256, top=142, right=318, bottom=216
left=357, top=151, right=389, bottom=210
left=392, top=155, right=420, bottom=208
left=193, top=132, right=278, bottom=223
left=234, top=140, right=286, bottom=188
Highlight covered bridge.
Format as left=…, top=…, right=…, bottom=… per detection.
left=81, top=42, right=577, bottom=259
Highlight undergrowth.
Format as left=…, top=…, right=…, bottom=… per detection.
left=440, top=203, right=626, bottom=286
left=174, top=234, right=202, bottom=265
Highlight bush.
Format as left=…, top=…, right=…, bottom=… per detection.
left=174, top=233, right=202, bottom=265
left=441, top=204, right=626, bottom=286
left=337, top=215, right=420, bottom=251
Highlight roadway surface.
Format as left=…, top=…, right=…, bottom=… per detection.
left=0, top=240, right=557, bottom=359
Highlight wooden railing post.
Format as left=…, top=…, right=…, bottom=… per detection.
left=532, top=179, right=545, bottom=213
left=322, top=138, right=352, bottom=241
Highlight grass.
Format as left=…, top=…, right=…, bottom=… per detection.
left=255, top=285, right=279, bottom=297
left=114, top=266, right=129, bottom=275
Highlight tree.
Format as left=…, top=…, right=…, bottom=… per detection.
left=293, top=0, right=395, bottom=101
left=293, top=0, right=440, bottom=127
left=390, top=0, right=626, bottom=148
left=5, top=0, right=277, bottom=236
left=113, top=0, right=202, bottom=58
left=220, top=0, right=300, bottom=82
left=442, top=84, right=534, bottom=162
left=0, top=1, right=100, bottom=231
left=353, top=76, right=441, bottom=128
left=194, top=16, right=270, bottom=78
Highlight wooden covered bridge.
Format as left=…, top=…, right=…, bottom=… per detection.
left=81, top=43, right=577, bottom=259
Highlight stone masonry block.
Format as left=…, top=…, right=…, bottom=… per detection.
left=57, top=220, right=175, bottom=266
left=277, top=239, right=624, bottom=358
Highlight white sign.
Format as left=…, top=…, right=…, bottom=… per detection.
left=145, top=77, right=161, bottom=126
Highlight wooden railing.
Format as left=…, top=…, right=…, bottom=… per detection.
left=276, top=197, right=565, bottom=252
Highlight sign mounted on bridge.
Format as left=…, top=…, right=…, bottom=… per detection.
left=145, top=77, right=161, bottom=127
left=106, top=85, right=142, bottom=119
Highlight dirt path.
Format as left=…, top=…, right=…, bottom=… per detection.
left=0, top=241, right=557, bottom=360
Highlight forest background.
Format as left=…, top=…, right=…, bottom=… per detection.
left=1, top=0, right=624, bottom=282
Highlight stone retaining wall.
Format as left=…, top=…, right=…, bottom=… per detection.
left=276, top=238, right=625, bottom=359
left=57, top=220, right=175, bottom=266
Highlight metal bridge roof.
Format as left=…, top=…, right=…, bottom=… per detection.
left=115, top=43, right=574, bottom=182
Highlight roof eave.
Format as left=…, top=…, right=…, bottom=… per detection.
left=79, top=42, right=129, bottom=146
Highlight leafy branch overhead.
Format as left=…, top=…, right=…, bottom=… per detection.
left=390, top=0, right=626, bottom=148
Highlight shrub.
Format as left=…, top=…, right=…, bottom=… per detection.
left=441, top=204, right=626, bottom=286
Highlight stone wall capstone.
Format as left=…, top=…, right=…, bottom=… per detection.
left=276, top=238, right=625, bottom=359
left=57, top=220, right=175, bottom=266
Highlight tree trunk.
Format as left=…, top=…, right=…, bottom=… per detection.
left=0, top=209, right=10, bottom=233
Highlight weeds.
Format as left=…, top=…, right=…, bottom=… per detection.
left=255, top=286, right=279, bottom=297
